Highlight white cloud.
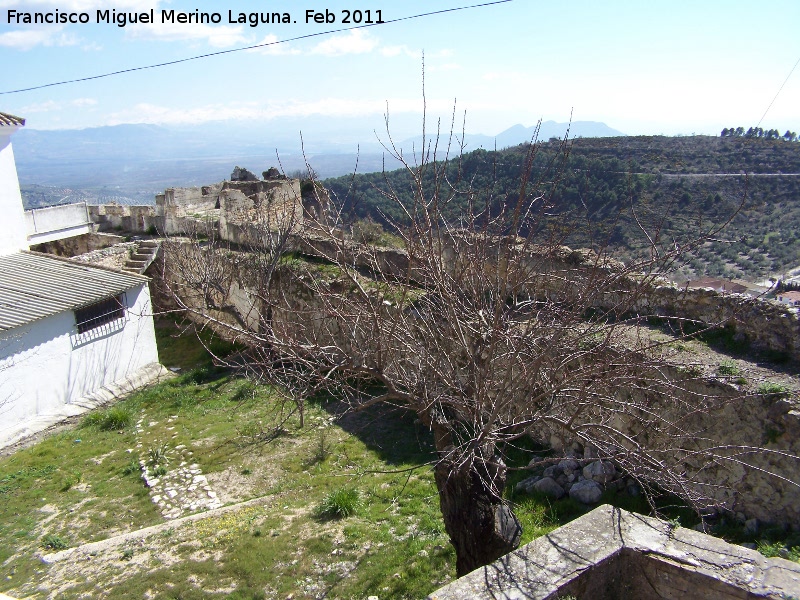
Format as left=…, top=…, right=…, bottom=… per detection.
left=482, top=70, right=523, bottom=82
left=126, top=20, right=251, bottom=48
left=310, top=29, right=378, bottom=56
left=16, top=98, right=97, bottom=115
left=18, top=100, right=62, bottom=113
left=249, top=30, right=415, bottom=58
left=0, top=27, right=79, bottom=50
left=380, top=45, right=417, bottom=58
left=103, top=97, right=456, bottom=126
left=247, top=34, right=300, bottom=56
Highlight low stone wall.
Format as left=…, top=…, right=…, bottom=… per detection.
left=429, top=505, right=800, bottom=600
left=635, top=284, right=800, bottom=360
left=70, top=241, right=138, bottom=271
left=533, top=376, right=800, bottom=526
left=287, top=236, right=800, bottom=362
left=159, top=183, right=223, bottom=215
left=30, top=231, right=125, bottom=257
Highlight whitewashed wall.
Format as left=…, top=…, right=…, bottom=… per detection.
left=0, top=127, right=28, bottom=256
left=0, top=283, right=159, bottom=438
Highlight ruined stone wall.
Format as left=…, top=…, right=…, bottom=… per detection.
left=633, top=284, right=800, bottom=360
left=218, top=180, right=304, bottom=244
left=535, top=369, right=800, bottom=526
left=30, top=231, right=125, bottom=257
left=160, top=184, right=222, bottom=216
left=70, top=241, right=138, bottom=270
left=151, top=240, right=800, bottom=527
left=88, top=204, right=159, bottom=233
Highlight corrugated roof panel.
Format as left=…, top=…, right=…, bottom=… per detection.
left=0, top=252, right=148, bottom=331
left=0, top=112, right=25, bottom=127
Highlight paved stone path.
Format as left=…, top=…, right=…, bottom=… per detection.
left=134, top=415, right=222, bottom=519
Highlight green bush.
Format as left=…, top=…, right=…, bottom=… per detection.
left=42, top=534, right=68, bottom=551
left=757, top=540, right=800, bottom=562
left=147, top=443, right=171, bottom=468
left=351, top=218, right=385, bottom=246
left=757, top=382, right=789, bottom=396
left=122, top=457, right=141, bottom=476
left=316, top=487, right=362, bottom=519
left=717, top=360, right=741, bottom=376
left=81, top=406, right=133, bottom=431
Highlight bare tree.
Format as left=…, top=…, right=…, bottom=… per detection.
left=159, top=117, right=779, bottom=576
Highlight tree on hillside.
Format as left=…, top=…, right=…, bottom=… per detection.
left=161, top=117, right=774, bottom=576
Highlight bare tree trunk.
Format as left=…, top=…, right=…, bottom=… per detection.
left=433, top=441, right=521, bottom=576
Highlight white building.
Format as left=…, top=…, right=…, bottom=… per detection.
left=0, top=112, right=163, bottom=448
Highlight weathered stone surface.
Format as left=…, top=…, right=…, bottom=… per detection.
left=262, top=167, right=285, bottom=180
left=625, top=481, right=642, bottom=497
left=558, top=458, right=580, bottom=473
left=428, top=505, right=800, bottom=600
left=542, top=465, right=560, bottom=478
left=583, top=460, right=616, bottom=484
left=515, top=475, right=541, bottom=493
left=230, top=166, right=259, bottom=182
left=569, top=479, right=603, bottom=504
left=532, top=477, right=566, bottom=499
left=745, top=518, right=759, bottom=535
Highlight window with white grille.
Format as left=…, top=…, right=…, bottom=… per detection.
left=74, top=295, right=125, bottom=334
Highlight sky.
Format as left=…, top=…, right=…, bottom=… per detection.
left=1, top=0, right=799, bottom=139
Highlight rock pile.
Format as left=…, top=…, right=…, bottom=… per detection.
left=230, top=166, right=259, bottom=182
left=515, top=451, right=640, bottom=505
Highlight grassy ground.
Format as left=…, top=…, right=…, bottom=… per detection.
left=1, top=319, right=798, bottom=599
left=0, top=320, right=457, bottom=599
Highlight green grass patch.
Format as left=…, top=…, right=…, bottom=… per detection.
left=717, top=360, right=741, bottom=376
left=81, top=406, right=133, bottom=431
left=41, top=533, right=68, bottom=551
left=758, top=382, right=789, bottom=396
left=6, top=321, right=793, bottom=598
left=315, top=487, right=362, bottom=519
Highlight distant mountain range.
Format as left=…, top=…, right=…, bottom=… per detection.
left=14, top=119, right=624, bottom=203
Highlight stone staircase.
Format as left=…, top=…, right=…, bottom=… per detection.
left=122, top=239, right=161, bottom=275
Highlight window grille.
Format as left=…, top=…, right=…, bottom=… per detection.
left=74, top=295, right=125, bottom=334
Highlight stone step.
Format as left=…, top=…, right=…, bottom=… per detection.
left=131, top=253, right=152, bottom=261
left=126, top=260, right=147, bottom=269
left=139, top=240, right=161, bottom=249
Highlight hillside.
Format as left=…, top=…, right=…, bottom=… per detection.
left=15, top=119, right=622, bottom=206
left=323, top=135, right=800, bottom=281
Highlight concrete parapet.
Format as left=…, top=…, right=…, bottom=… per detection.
left=26, top=202, right=92, bottom=245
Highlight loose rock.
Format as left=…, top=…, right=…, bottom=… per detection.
left=583, top=460, right=617, bottom=484
left=532, top=477, right=566, bottom=499
left=569, top=479, right=603, bottom=504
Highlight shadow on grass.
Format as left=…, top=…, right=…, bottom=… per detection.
left=315, top=397, right=437, bottom=468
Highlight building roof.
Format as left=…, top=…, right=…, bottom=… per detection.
left=0, top=252, right=148, bottom=331
left=686, top=277, right=748, bottom=294
left=779, top=291, right=800, bottom=302
left=0, top=112, right=25, bottom=127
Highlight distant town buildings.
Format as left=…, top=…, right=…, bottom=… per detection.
left=777, top=291, right=800, bottom=307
